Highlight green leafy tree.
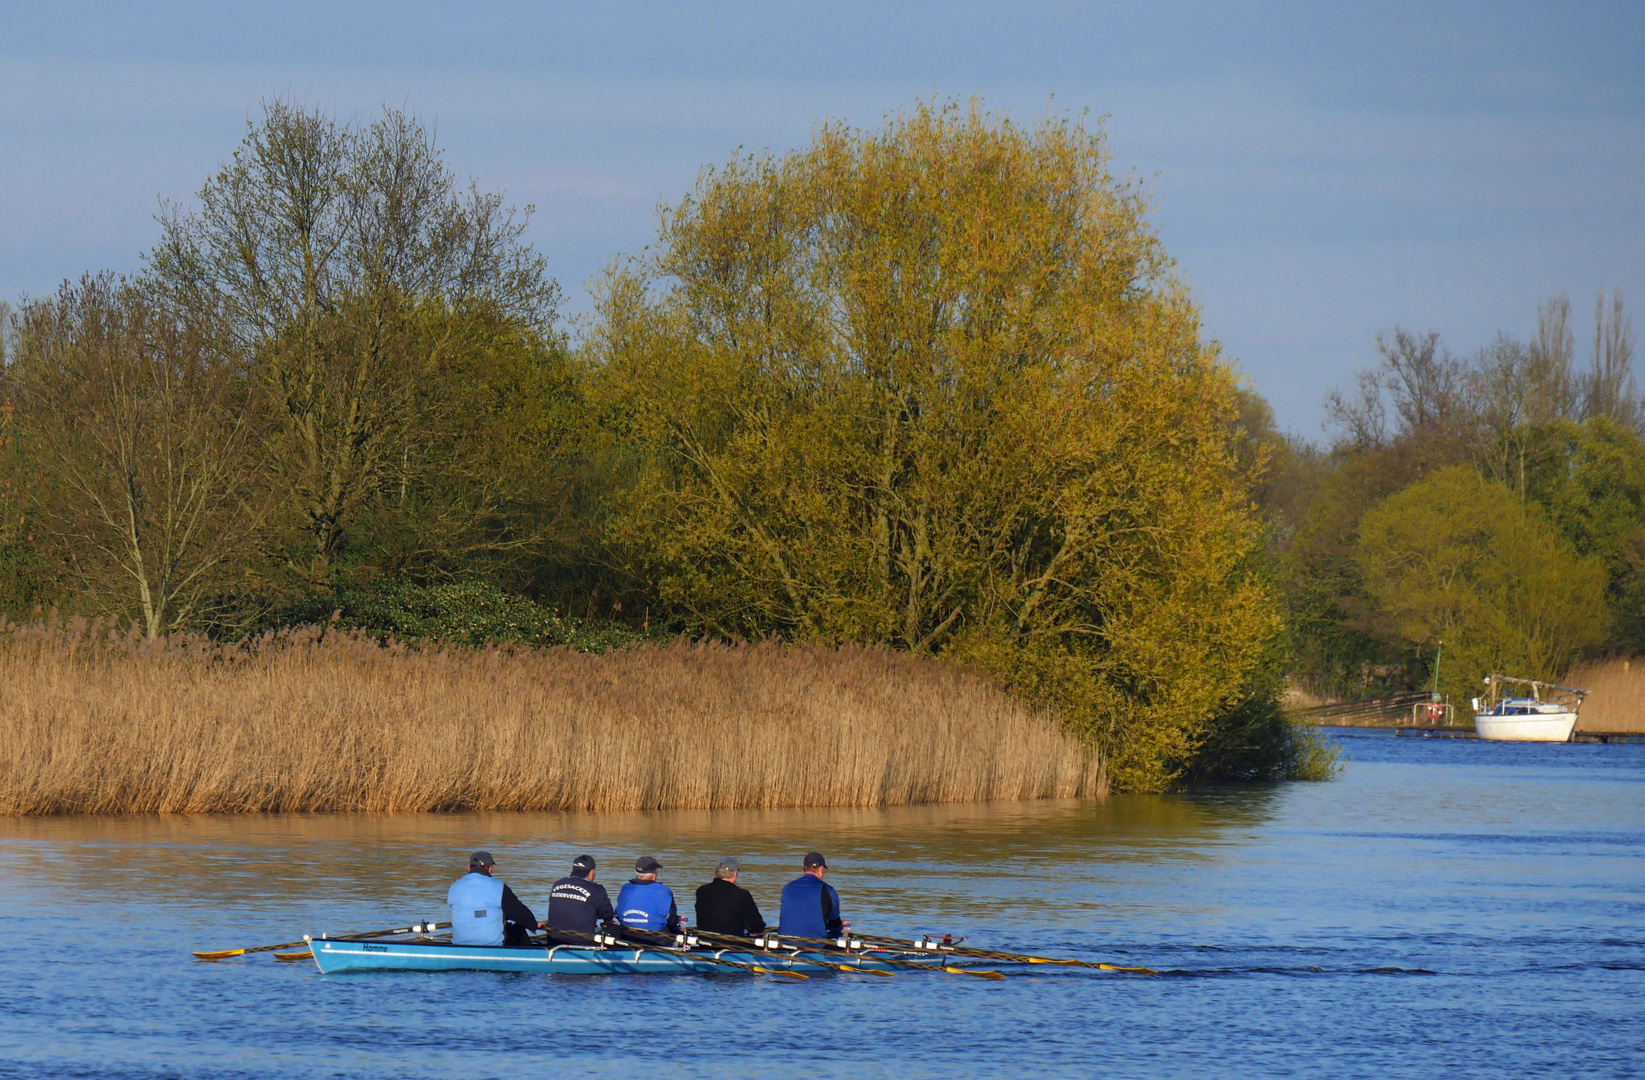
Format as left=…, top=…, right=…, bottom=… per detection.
left=147, top=100, right=566, bottom=589
left=1519, top=417, right=1645, bottom=652
left=1355, top=466, right=1607, bottom=709
left=588, top=100, right=1283, bottom=790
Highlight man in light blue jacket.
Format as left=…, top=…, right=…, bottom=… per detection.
left=447, top=851, right=540, bottom=946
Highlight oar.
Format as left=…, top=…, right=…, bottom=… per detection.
left=546, top=926, right=809, bottom=980
left=692, top=929, right=1005, bottom=980
left=191, top=921, right=450, bottom=960
left=852, top=931, right=1155, bottom=974
left=677, top=928, right=893, bottom=977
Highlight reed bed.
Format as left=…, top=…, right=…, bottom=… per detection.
left=0, top=621, right=1105, bottom=815
left=1565, top=658, right=1645, bottom=733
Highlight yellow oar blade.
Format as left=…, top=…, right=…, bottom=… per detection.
left=1098, top=963, right=1156, bottom=974
left=751, top=966, right=809, bottom=979
left=191, top=948, right=248, bottom=960
left=809, top=960, right=888, bottom=979
left=944, top=966, right=1006, bottom=979
left=273, top=951, right=312, bottom=962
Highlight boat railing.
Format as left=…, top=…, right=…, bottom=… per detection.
left=1479, top=674, right=1588, bottom=714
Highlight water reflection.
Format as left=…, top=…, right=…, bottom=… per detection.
left=1, top=790, right=1286, bottom=919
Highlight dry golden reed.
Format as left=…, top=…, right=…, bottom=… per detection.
left=1565, top=658, right=1645, bottom=733
left=0, top=620, right=1105, bottom=815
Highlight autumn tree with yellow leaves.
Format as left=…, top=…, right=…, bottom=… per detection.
left=587, top=102, right=1288, bottom=790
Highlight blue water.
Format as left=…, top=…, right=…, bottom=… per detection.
left=0, top=728, right=1640, bottom=1079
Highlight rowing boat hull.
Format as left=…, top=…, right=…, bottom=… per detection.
left=307, top=938, right=919, bottom=975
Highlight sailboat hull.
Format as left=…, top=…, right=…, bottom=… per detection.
left=1473, top=712, right=1577, bottom=742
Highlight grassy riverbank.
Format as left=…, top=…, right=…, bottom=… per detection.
left=0, top=621, right=1105, bottom=815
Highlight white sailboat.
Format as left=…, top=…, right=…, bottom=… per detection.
left=1471, top=674, right=1587, bottom=742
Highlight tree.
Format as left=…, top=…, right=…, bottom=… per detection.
left=10, top=275, right=269, bottom=637
left=1324, top=327, right=1471, bottom=457
left=147, top=100, right=563, bottom=586
left=1582, top=288, right=1638, bottom=428
left=588, top=100, right=1282, bottom=790
left=1296, top=290, right=1641, bottom=696
left=1354, top=466, right=1607, bottom=709
left=0, top=299, right=50, bottom=614
left=1519, top=417, right=1645, bottom=653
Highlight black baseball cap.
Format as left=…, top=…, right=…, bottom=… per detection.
left=571, top=854, right=596, bottom=876
left=803, top=851, right=827, bottom=868
left=469, top=851, right=496, bottom=868
left=635, top=855, right=662, bottom=873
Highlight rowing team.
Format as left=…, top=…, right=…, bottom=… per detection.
left=447, top=849, right=843, bottom=947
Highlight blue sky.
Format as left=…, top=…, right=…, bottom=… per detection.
left=4, top=2, right=1642, bottom=434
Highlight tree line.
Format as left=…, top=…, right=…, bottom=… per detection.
left=0, top=98, right=1415, bottom=791
left=1255, top=290, right=1640, bottom=712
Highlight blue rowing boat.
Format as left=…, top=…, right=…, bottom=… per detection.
left=307, top=937, right=928, bottom=975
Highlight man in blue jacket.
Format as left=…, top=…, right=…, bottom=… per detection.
left=614, top=855, right=681, bottom=935
left=447, top=851, right=540, bottom=946
left=778, top=851, right=843, bottom=940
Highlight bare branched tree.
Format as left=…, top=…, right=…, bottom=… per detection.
left=148, top=100, right=561, bottom=583
left=1581, top=287, right=1638, bottom=428
left=1327, top=292, right=1638, bottom=486
left=1527, top=293, right=1577, bottom=422
left=1324, top=328, right=1468, bottom=452
left=13, top=275, right=271, bottom=637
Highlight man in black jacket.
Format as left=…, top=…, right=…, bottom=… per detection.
left=543, top=854, right=616, bottom=945
left=694, top=857, right=766, bottom=936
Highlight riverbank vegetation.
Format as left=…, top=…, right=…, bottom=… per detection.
left=1565, top=658, right=1645, bottom=733
left=0, top=620, right=1103, bottom=815
left=0, top=98, right=1365, bottom=806
left=1265, top=294, right=1643, bottom=720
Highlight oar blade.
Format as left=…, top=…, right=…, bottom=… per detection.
left=191, top=948, right=247, bottom=960
left=820, top=961, right=894, bottom=976
left=944, top=966, right=1006, bottom=980
left=273, top=950, right=313, bottom=962
left=751, top=966, right=809, bottom=979
left=1098, top=963, right=1156, bottom=974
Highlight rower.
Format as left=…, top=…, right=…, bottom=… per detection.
left=614, top=855, right=680, bottom=935
left=694, top=857, right=766, bottom=936
left=446, top=851, right=540, bottom=946
left=777, top=851, right=843, bottom=940
left=543, top=854, right=615, bottom=945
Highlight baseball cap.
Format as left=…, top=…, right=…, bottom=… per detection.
left=635, top=855, right=662, bottom=873
left=803, top=851, right=827, bottom=868
left=469, top=851, right=496, bottom=868
left=715, top=856, right=740, bottom=874
left=571, top=854, right=596, bottom=876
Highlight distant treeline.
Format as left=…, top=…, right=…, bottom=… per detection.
left=0, top=99, right=1339, bottom=792
left=1251, top=292, right=1641, bottom=712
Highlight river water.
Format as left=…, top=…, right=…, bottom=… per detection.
left=0, top=728, right=1640, bottom=1079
